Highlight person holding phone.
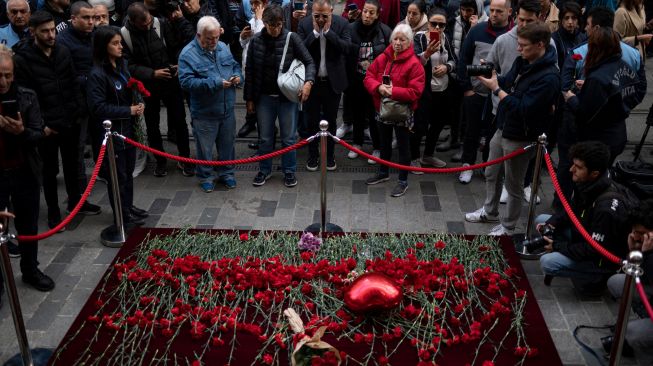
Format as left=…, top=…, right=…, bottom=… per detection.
left=282, top=0, right=311, bottom=31
left=410, top=7, right=456, bottom=171
left=0, top=45, right=56, bottom=293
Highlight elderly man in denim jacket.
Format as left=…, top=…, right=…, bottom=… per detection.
left=179, top=15, right=243, bottom=193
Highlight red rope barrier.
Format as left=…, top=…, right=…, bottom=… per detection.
left=543, top=153, right=622, bottom=264
left=18, top=141, right=108, bottom=242
left=120, top=135, right=310, bottom=166
left=337, top=138, right=530, bottom=173
left=635, top=277, right=653, bottom=323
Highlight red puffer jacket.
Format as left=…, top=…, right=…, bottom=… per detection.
left=363, top=43, right=425, bottom=112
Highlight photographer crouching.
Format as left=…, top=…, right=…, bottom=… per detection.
left=538, top=141, right=632, bottom=295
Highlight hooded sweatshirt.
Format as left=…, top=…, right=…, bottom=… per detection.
left=450, top=0, right=487, bottom=58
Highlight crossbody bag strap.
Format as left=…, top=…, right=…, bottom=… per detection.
left=279, top=31, right=292, bottom=75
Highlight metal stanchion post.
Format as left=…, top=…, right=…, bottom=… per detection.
left=516, top=134, right=547, bottom=260
left=305, top=120, right=343, bottom=236
left=0, top=225, right=34, bottom=366
left=609, top=251, right=643, bottom=366
left=100, top=121, right=126, bottom=248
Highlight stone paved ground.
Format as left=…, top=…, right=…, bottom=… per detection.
left=1, top=78, right=652, bottom=365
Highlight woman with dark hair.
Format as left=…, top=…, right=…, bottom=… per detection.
left=551, top=1, right=586, bottom=69
left=614, top=0, right=652, bottom=60
left=409, top=6, right=454, bottom=170
left=244, top=4, right=315, bottom=187
left=399, top=0, right=428, bottom=34
left=563, top=27, right=646, bottom=162
left=87, top=25, right=148, bottom=229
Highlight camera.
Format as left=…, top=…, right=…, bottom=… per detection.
left=466, top=62, right=494, bottom=78
left=519, top=224, right=555, bottom=253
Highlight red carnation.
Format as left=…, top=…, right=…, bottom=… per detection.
left=239, top=233, right=249, bottom=241
left=571, top=53, right=583, bottom=61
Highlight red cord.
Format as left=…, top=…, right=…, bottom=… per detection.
left=121, top=135, right=310, bottom=166
left=17, top=142, right=108, bottom=242
left=543, top=153, right=622, bottom=264
left=337, top=138, right=530, bottom=173
left=635, top=277, right=653, bottom=323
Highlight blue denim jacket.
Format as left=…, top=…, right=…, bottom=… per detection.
left=179, top=38, right=243, bottom=120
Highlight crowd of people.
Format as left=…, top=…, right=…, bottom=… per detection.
left=0, top=0, right=651, bottom=360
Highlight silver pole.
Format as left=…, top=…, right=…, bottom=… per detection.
left=103, top=121, right=125, bottom=244
left=609, top=251, right=643, bottom=366
left=319, top=120, right=328, bottom=235
left=0, top=225, right=34, bottom=366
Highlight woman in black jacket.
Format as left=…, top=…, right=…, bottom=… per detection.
left=344, top=0, right=391, bottom=160
left=244, top=4, right=315, bottom=188
left=87, top=26, right=148, bottom=229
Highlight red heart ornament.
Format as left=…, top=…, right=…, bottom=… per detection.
left=344, top=273, right=403, bottom=314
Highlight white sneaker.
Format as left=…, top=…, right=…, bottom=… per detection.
left=465, top=207, right=499, bottom=223
left=364, top=128, right=371, bottom=140
left=488, top=224, right=514, bottom=236
left=336, top=124, right=353, bottom=138
left=499, top=186, right=508, bottom=204
left=523, top=186, right=541, bottom=204
left=368, top=150, right=380, bottom=165
left=458, top=164, right=472, bottom=184
left=410, top=159, right=424, bottom=175
left=348, top=144, right=361, bottom=159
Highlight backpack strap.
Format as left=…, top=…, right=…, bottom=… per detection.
left=120, top=26, right=132, bottom=52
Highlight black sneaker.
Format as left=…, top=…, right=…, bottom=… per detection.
left=327, top=158, right=337, bottom=171
left=365, top=173, right=389, bottom=185
left=154, top=161, right=168, bottom=177
left=22, top=269, right=55, bottom=292
left=252, top=172, right=269, bottom=186
left=306, top=157, right=319, bottom=171
left=68, top=202, right=101, bottom=215
left=390, top=182, right=408, bottom=197
left=7, top=240, right=20, bottom=258
left=47, top=210, right=66, bottom=233
left=130, top=206, right=149, bottom=219
left=284, top=173, right=298, bottom=187
left=177, top=162, right=195, bottom=177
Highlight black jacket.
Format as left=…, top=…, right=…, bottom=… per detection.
left=496, top=45, right=560, bottom=141
left=551, top=28, right=586, bottom=70
left=57, top=26, right=93, bottom=113
left=13, top=39, right=79, bottom=131
left=244, top=28, right=315, bottom=102
left=185, top=0, right=234, bottom=44
left=345, top=19, right=390, bottom=87
left=1, top=86, right=44, bottom=184
left=43, top=1, right=70, bottom=33
left=297, top=14, right=350, bottom=94
left=122, top=16, right=194, bottom=84
left=546, top=174, right=630, bottom=270
left=86, top=60, right=134, bottom=151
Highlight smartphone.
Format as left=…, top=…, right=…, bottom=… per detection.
left=430, top=31, right=439, bottom=43
left=382, top=75, right=390, bottom=85
left=293, top=1, right=304, bottom=11
left=347, top=3, right=358, bottom=11
left=1, top=100, right=18, bottom=119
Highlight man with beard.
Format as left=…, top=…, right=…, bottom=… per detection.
left=344, top=0, right=389, bottom=159
left=0, top=0, right=30, bottom=47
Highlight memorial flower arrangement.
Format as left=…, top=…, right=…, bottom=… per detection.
left=53, top=231, right=540, bottom=365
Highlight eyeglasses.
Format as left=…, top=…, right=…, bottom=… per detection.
left=429, top=21, right=446, bottom=28
left=9, top=9, right=28, bottom=15
left=313, top=14, right=329, bottom=19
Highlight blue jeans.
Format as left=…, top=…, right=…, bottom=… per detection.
left=192, top=115, right=236, bottom=184
left=256, top=95, right=298, bottom=175
left=540, top=252, right=615, bottom=281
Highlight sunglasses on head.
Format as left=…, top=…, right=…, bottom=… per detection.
left=429, top=21, right=446, bottom=28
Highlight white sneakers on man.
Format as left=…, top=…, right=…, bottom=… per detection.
left=523, top=186, right=541, bottom=204
left=465, top=207, right=499, bottom=223
left=458, top=164, right=472, bottom=184
left=368, top=150, right=380, bottom=165
left=488, top=224, right=514, bottom=236
left=336, top=124, right=352, bottom=138
left=348, top=145, right=361, bottom=159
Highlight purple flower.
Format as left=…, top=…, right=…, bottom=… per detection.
left=298, top=232, right=322, bottom=252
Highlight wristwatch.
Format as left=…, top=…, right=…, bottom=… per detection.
left=492, top=87, right=502, bottom=96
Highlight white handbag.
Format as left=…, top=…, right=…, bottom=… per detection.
left=277, top=32, right=305, bottom=103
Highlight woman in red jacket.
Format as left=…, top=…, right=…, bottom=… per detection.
left=363, top=23, right=425, bottom=197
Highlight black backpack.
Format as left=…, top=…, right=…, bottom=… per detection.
left=594, top=181, right=641, bottom=214
left=610, top=161, right=653, bottom=200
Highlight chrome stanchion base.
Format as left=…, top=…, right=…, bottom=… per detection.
left=100, top=225, right=125, bottom=248
left=4, top=347, right=52, bottom=366
left=304, top=223, right=344, bottom=234
left=513, top=233, right=546, bottom=260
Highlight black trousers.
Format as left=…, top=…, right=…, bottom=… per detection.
left=100, top=144, right=135, bottom=225
left=306, top=79, right=341, bottom=160
left=410, top=90, right=456, bottom=160
left=143, top=79, right=190, bottom=163
left=349, top=83, right=380, bottom=149
left=461, top=93, right=493, bottom=165
left=0, top=166, right=40, bottom=275
left=379, top=122, right=410, bottom=182
left=39, top=124, right=82, bottom=214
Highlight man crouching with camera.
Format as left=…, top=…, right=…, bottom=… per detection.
left=538, top=141, right=631, bottom=295
left=464, top=21, right=560, bottom=236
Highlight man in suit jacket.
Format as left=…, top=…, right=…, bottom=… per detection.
left=298, top=0, right=350, bottom=170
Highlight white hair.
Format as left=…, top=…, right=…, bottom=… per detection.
left=197, top=16, right=221, bottom=35
left=6, top=0, right=30, bottom=13
left=390, top=23, right=413, bottom=43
